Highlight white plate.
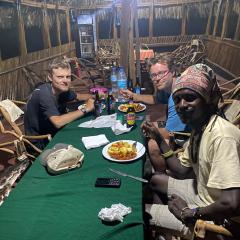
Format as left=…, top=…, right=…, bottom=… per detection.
left=118, top=103, right=146, bottom=113
left=102, top=140, right=146, bottom=163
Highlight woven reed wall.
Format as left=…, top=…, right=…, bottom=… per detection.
left=0, top=42, right=76, bottom=101
left=205, top=37, right=240, bottom=77
left=97, top=34, right=203, bottom=47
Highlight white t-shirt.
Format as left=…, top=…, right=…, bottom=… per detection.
left=180, top=115, right=240, bottom=205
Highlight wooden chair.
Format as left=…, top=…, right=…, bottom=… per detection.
left=0, top=99, right=51, bottom=157
left=193, top=219, right=238, bottom=240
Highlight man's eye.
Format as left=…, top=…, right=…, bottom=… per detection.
left=184, top=95, right=197, bottom=102
left=173, top=97, right=180, bottom=104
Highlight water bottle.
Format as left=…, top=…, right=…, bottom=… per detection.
left=117, top=66, right=128, bottom=103
left=110, top=67, right=118, bottom=99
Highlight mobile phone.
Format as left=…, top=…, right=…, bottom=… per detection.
left=95, top=178, right=121, bottom=188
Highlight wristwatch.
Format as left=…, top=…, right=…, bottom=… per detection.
left=78, top=104, right=87, bottom=114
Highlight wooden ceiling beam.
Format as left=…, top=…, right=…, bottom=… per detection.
left=1, top=0, right=67, bottom=11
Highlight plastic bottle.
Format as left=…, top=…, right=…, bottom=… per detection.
left=94, top=90, right=101, bottom=118
left=110, top=67, right=118, bottom=99
left=107, top=90, right=115, bottom=115
left=126, top=101, right=136, bottom=128
left=117, top=66, right=128, bottom=103
left=134, top=77, right=141, bottom=94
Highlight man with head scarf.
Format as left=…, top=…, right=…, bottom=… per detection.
left=142, top=64, right=240, bottom=239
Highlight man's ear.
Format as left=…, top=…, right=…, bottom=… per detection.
left=48, top=74, right=52, bottom=82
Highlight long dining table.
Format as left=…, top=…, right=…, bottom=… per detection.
left=0, top=109, right=147, bottom=240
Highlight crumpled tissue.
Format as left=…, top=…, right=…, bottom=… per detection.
left=82, top=134, right=109, bottom=149
left=98, top=203, right=132, bottom=222
left=78, top=114, right=117, bottom=128
left=111, top=120, right=132, bottom=135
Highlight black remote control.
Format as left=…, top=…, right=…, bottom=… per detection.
left=95, top=178, right=121, bottom=188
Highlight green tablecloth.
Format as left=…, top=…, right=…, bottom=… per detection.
left=0, top=113, right=146, bottom=240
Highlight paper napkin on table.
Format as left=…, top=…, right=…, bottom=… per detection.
left=78, top=114, right=117, bottom=128
left=82, top=134, right=110, bottom=149
left=111, top=120, right=132, bottom=135
left=98, top=203, right=132, bottom=222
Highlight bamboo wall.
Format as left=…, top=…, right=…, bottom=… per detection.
left=205, top=36, right=240, bottom=77
left=0, top=42, right=76, bottom=101
left=97, top=35, right=204, bottom=48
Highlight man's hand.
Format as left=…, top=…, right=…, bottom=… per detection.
left=141, top=121, right=164, bottom=142
left=119, top=89, right=134, bottom=100
left=168, top=194, right=197, bottom=224
left=85, top=98, right=94, bottom=113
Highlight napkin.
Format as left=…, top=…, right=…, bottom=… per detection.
left=82, top=134, right=109, bottom=149
left=78, top=114, right=117, bottom=128
left=111, top=120, right=132, bottom=135
left=98, top=203, right=132, bottom=222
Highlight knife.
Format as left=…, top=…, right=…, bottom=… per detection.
left=109, top=168, right=148, bottom=183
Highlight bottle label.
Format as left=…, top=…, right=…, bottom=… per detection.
left=118, top=79, right=127, bottom=89
left=127, top=112, right=135, bottom=126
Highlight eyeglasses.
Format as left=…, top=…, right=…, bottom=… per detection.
left=150, top=70, right=170, bottom=80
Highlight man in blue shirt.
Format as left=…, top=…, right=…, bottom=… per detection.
left=121, top=55, right=190, bottom=171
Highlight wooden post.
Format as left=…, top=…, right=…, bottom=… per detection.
left=113, top=5, right=118, bottom=40
left=42, top=3, right=51, bottom=49
left=120, top=0, right=131, bottom=71
left=66, top=8, right=72, bottom=43
left=56, top=6, right=62, bottom=46
left=149, top=0, right=154, bottom=38
left=134, top=0, right=140, bottom=84
left=181, top=4, right=187, bottom=36
left=17, top=2, right=27, bottom=56
left=234, top=13, right=240, bottom=41
left=213, top=0, right=223, bottom=36
left=221, top=0, right=232, bottom=39
left=129, top=1, right=135, bottom=82
left=205, top=0, right=214, bottom=35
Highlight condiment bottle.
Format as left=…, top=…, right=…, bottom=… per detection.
left=107, top=91, right=115, bottom=115
left=126, top=101, right=136, bottom=128
left=94, top=90, right=101, bottom=118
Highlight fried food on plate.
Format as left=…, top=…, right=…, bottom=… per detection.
left=107, top=141, right=137, bottom=160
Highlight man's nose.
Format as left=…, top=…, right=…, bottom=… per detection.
left=179, top=98, right=188, bottom=108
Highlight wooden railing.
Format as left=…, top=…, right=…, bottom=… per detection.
left=0, top=42, right=76, bottom=101
left=97, top=35, right=204, bottom=48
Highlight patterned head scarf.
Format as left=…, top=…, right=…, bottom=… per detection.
left=173, top=64, right=221, bottom=105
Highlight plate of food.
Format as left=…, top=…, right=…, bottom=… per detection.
left=102, top=140, right=146, bottom=163
left=118, top=103, right=146, bottom=113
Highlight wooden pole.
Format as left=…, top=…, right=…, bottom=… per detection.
left=66, top=8, right=72, bottom=43
left=221, top=0, right=232, bottom=39
left=234, top=11, right=240, bottom=40
left=129, top=0, right=135, bottom=82
left=205, top=0, right=214, bottom=35
left=181, top=4, right=187, bottom=36
left=42, top=3, right=51, bottom=49
left=56, top=5, right=62, bottom=46
left=149, top=0, right=154, bottom=38
left=120, top=0, right=131, bottom=71
left=213, top=0, right=223, bottom=36
left=134, top=0, right=141, bottom=84
left=17, top=2, right=27, bottom=56
left=113, top=5, right=118, bottom=40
